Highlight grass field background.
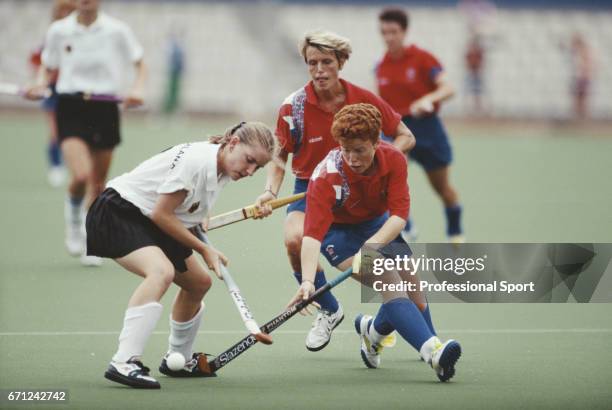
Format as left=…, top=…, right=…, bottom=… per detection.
left=1, top=112, right=611, bottom=409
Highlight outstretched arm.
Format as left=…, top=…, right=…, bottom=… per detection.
left=410, top=71, right=455, bottom=117
left=254, top=148, right=288, bottom=217
left=285, top=236, right=320, bottom=310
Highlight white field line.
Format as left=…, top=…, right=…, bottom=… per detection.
left=0, top=328, right=611, bottom=336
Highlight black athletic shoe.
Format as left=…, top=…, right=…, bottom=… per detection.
left=159, top=352, right=217, bottom=378
left=104, top=359, right=160, bottom=389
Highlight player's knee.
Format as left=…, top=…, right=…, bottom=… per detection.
left=72, top=170, right=90, bottom=187
left=150, top=264, right=175, bottom=289
left=284, top=233, right=303, bottom=257
left=192, top=274, right=212, bottom=298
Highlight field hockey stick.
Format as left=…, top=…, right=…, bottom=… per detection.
left=61, top=92, right=123, bottom=103
left=193, top=225, right=273, bottom=345
left=207, top=192, right=305, bottom=231
left=0, top=82, right=51, bottom=99
left=197, top=265, right=354, bottom=375
left=0, top=82, right=123, bottom=103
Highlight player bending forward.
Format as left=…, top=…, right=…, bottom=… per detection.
left=86, top=122, right=276, bottom=389
left=287, top=104, right=461, bottom=381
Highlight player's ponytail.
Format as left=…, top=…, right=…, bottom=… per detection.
left=209, top=121, right=278, bottom=160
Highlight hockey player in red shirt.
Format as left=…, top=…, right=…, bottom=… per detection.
left=287, top=103, right=461, bottom=382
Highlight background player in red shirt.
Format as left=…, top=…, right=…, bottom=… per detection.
left=287, top=103, right=461, bottom=382
left=376, top=8, right=465, bottom=244
left=255, top=30, right=416, bottom=352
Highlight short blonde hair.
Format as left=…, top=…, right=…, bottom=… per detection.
left=299, top=30, right=352, bottom=65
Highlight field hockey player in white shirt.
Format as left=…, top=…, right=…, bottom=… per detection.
left=85, top=122, right=276, bottom=389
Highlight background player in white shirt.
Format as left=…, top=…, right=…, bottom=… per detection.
left=86, top=122, right=276, bottom=389
left=26, top=0, right=146, bottom=266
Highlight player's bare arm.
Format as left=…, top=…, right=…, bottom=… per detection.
left=391, top=121, right=416, bottom=152
left=124, top=59, right=147, bottom=108
left=365, top=215, right=406, bottom=246
left=254, top=148, right=288, bottom=217
left=23, top=68, right=56, bottom=100
left=151, top=190, right=228, bottom=277
left=431, top=71, right=455, bottom=103
left=286, top=235, right=319, bottom=311
left=410, top=71, right=455, bottom=117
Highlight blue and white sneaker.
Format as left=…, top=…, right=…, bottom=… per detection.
left=354, top=314, right=384, bottom=368
left=429, top=339, right=462, bottom=382
left=306, top=305, right=344, bottom=351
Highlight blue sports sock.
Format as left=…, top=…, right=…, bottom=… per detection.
left=420, top=303, right=436, bottom=335
left=293, top=271, right=339, bottom=313
left=382, top=298, right=433, bottom=351
left=69, top=195, right=84, bottom=207
left=48, top=141, right=62, bottom=167
left=445, top=205, right=462, bottom=236
left=375, top=299, right=437, bottom=336
left=372, top=305, right=394, bottom=335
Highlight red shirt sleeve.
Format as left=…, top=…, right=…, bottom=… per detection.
left=386, top=150, right=410, bottom=220
left=29, top=48, right=42, bottom=69
left=363, top=90, right=401, bottom=136
left=303, top=177, right=336, bottom=242
left=275, top=103, right=295, bottom=153
left=421, top=49, right=443, bottom=84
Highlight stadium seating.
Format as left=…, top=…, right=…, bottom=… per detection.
left=1, top=1, right=610, bottom=119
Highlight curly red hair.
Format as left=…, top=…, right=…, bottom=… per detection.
left=331, top=103, right=382, bottom=144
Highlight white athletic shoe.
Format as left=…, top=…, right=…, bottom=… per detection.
left=47, top=166, right=66, bottom=188
left=104, top=358, right=160, bottom=389
left=65, top=224, right=85, bottom=256
left=354, top=314, right=382, bottom=368
left=64, top=198, right=85, bottom=256
left=448, top=234, right=466, bottom=245
left=305, top=304, right=344, bottom=351
left=429, top=339, right=462, bottom=382
left=80, top=254, right=103, bottom=267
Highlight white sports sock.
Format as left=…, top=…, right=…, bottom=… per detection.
left=368, top=322, right=387, bottom=345
left=419, top=335, right=441, bottom=363
left=112, top=302, right=163, bottom=363
left=168, top=302, right=205, bottom=359
left=64, top=196, right=84, bottom=225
